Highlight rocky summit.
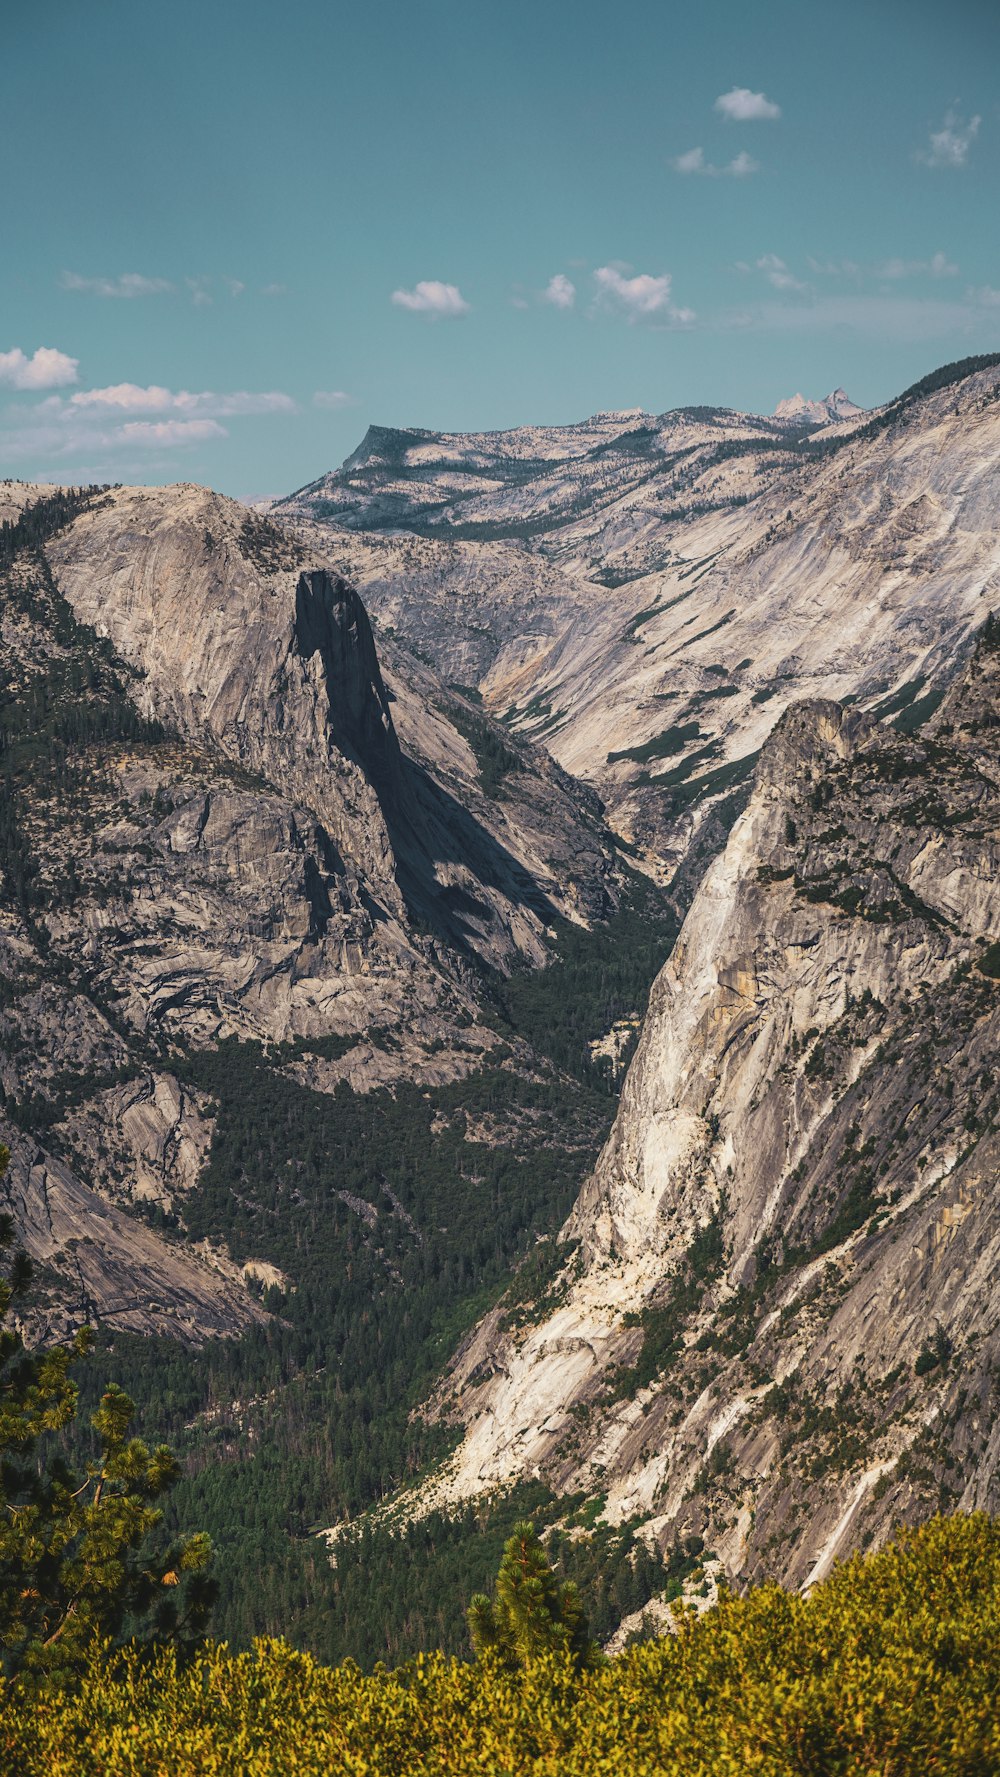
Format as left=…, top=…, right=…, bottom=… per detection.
left=2, top=349, right=1000, bottom=1649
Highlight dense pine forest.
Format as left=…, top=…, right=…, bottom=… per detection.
left=72, top=885, right=678, bottom=1665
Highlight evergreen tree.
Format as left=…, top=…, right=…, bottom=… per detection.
left=467, top=1520, right=595, bottom=1671
left=0, top=1144, right=214, bottom=1682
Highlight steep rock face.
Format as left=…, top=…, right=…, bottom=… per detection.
left=0, top=1130, right=262, bottom=1345
left=49, top=489, right=404, bottom=912
left=489, top=360, right=1000, bottom=873
left=428, top=626, right=1000, bottom=1588
left=46, top=485, right=619, bottom=990
left=1, top=482, right=623, bottom=1337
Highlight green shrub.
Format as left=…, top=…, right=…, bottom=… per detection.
left=2, top=1514, right=999, bottom=1774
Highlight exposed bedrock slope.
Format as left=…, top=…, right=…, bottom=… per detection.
left=42, top=484, right=619, bottom=1025
left=49, top=489, right=404, bottom=908
left=426, top=625, right=1000, bottom=1587
left=1, top=484, right=619, bottom=1337
left=282, top=361, right=1000, bottom=885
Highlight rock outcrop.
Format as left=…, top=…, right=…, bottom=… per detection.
left=1, top=482, right=620, bottom=1336
left=427, top=622, right=1000, bottom=1589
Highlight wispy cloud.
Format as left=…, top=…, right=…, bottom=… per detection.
left=60, top=271, right=174, bottom=299
left=592, top=266, right=694, bottom=325
left=68, top=384, right=295, bottom=417
left=0, top=380, right=297, bottom=473
left=119, top=419, right=226, bottom=446
left=737, top=293, right=1000, bottom=343
left=391, top=280, right=470, bottom=316
left=875, top=251, right=959, bottom=280
left=0, top=346, right=79, bottom=390
left=672, top=146, right=758, bottom=177
left=759, top=254, right=808, bottom=292
left=312, top=390, right=356, bottom=409
left=807, top=251, right=959, bottom=282
left=542, top=273, right=576, bottom=309
left=261, top=283, right=289, bottom=297
left=714, top=87, right=781, bottom=121
left=806, top=257, right=864, bottom=278
left=916, top=108, right=981, bottom=169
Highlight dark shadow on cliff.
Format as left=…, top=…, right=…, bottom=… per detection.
left=383, top=755, right=561, bottom=962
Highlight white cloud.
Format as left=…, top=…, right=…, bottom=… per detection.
left=186, top=277, right=213, bottom=308
left=543, top=273, right=576, bottom=309
left=119, top=419, right=226, bottom=446
left=0, top=378, right=300, bottom=475
left=592, top=266, right=694, bottom=325
left=916, top=108, right=981, bottom=169
left=391, top=280, right=470, bottom=316
left=969, top=286, right=1000, bottom=307
left=714, top=87, right=781, bottom=121
left=224, top=279, right=246, bottom=298
left=755, top=254, right=809, bottom=292
left=261, top=283, right=289, bottom=297
left=0, top=408, right=228, bottom=465
left=0, top=346, right=79, bottom=390
left=313, top=390, right=356, bottom=408
left=875, top=251, right=959, bottom=280
left=60, top=271, right=174, bottom=298
left=672, top=146, right=759, bottom=177
left=67, top=384, right=295, bottom=417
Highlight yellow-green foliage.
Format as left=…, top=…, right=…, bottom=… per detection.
left=3, top=1514, right=999, bottom=1775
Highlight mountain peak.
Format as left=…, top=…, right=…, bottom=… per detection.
left=774, top=387, right=865, bottom=426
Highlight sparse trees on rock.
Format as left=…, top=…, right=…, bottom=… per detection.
left=0, top=1145, right=214, bottom=1682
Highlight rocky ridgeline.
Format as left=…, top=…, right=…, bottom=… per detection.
left=427, top=623, right=1000, bottom=1589
left=279, top=361, right=1000, bottom=889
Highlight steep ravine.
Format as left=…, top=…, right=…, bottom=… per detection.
left=425, top=623, right=1000, bottom=1590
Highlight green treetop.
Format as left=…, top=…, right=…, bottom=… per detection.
left=467, top=1519, right=596, bottom=1671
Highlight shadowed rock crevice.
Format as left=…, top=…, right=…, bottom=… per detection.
left=292, top=569, right=401, bottom=791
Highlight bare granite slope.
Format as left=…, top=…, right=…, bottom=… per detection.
left=279, top=361, right=1000, bottom=888
left=423, top=621, right=1000, bottom=1590
left=0, top=483, right=620, bottom=1336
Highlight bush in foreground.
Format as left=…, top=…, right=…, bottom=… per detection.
left=2, top=1512, right=999, bottom=1774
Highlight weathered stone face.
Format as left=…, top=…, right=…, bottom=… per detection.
left=284, top=366, right=1000, bottom=885
left=1, top=481, right=620, bottom=1341
left=428, top=627, right=1000, bottom=1590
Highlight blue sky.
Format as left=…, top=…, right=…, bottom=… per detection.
left=3, top=0, right=998, bottom=495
